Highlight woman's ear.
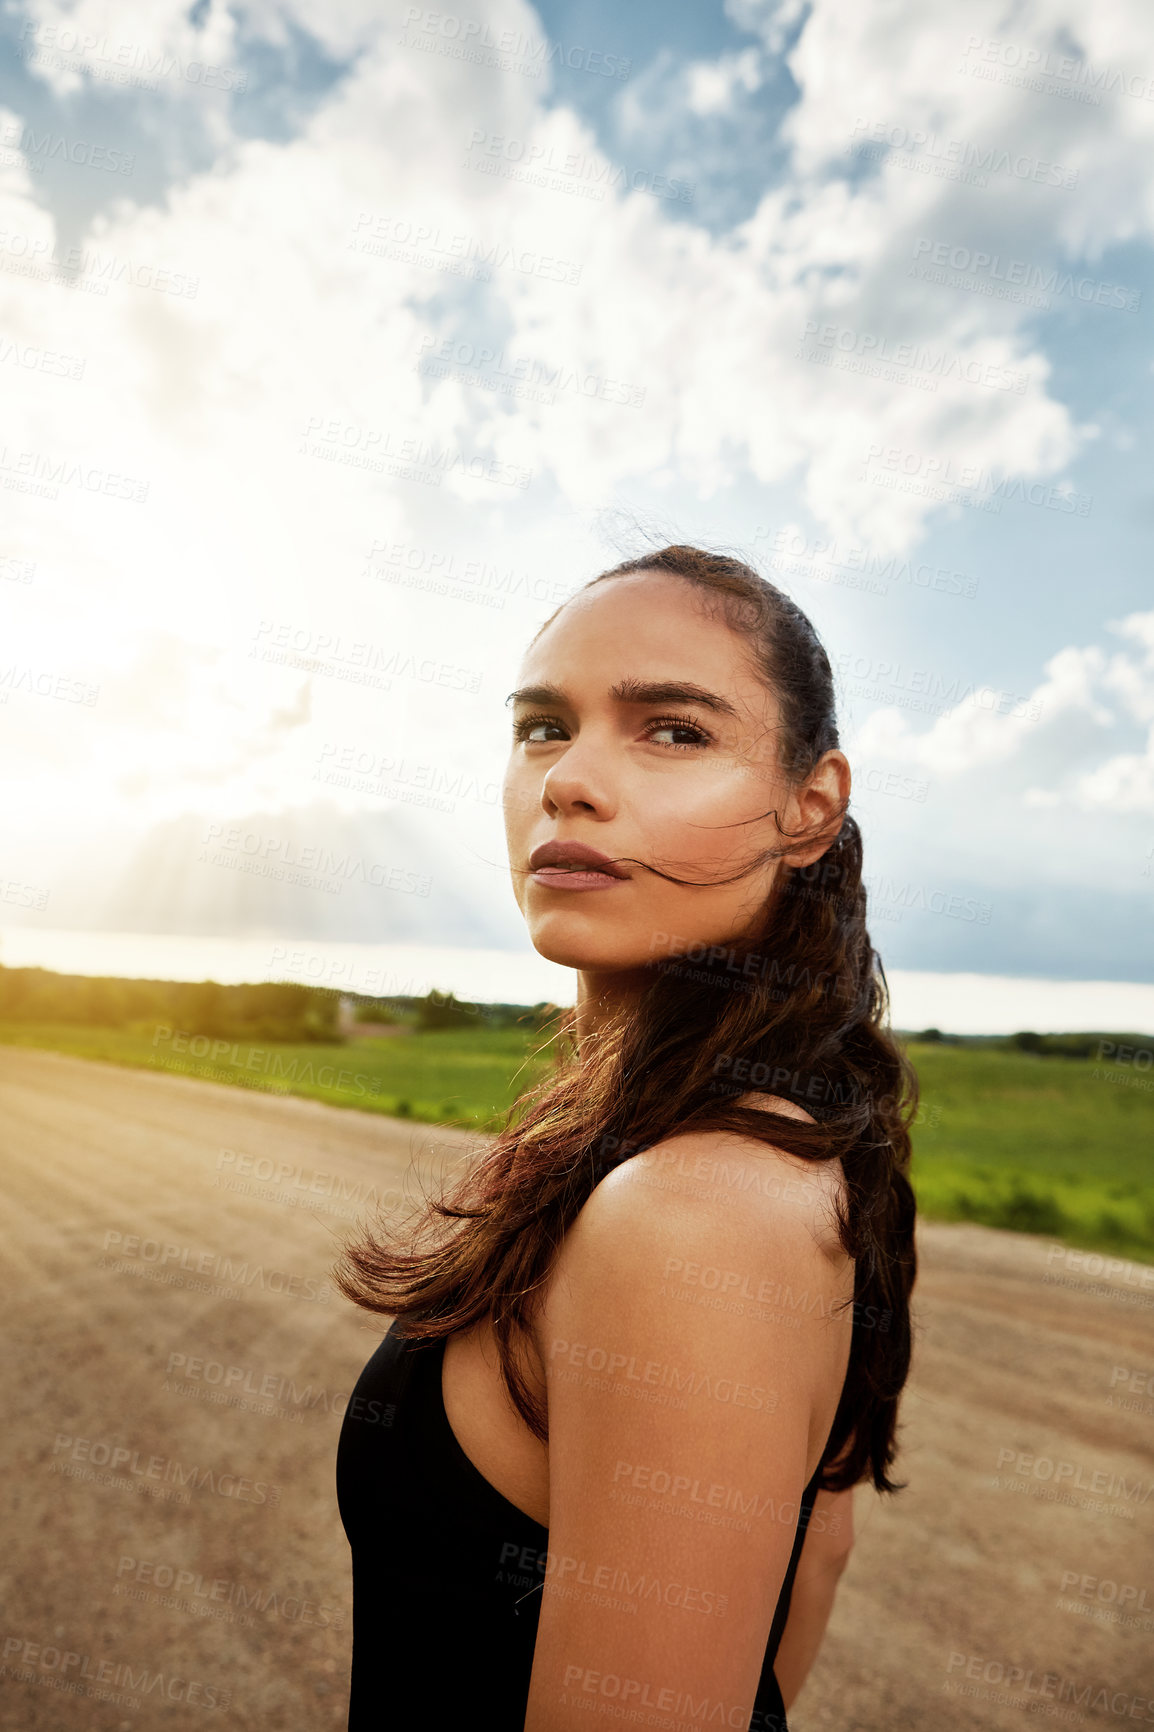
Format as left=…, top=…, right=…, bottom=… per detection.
left=779, top=750, right=851, bottom=868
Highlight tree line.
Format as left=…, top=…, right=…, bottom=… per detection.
left=0, top=966, right=559, bottom=1041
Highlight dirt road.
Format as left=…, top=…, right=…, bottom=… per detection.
left=1, top=1048, right=1150, bottom=1730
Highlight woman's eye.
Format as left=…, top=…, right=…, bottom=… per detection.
left=513, top=713, right=711, bottom=749
left=646, top=716, right=711, bottom=749
left=513, top=714, right=566, bottom=743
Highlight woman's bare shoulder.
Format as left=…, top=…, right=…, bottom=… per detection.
left=536, top=1097, right=851, bottom=1325
left=613, top=1091, right=848, bottom=1260
left=528, top=1108, right=854, bottom=1452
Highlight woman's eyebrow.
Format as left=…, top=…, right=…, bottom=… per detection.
left=506, top=678, right=741, bottom=720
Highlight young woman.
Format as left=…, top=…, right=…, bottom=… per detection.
left=335, top=544, right=918, bottom=1730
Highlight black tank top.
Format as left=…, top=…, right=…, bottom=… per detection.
left=337, top=1317, right=827, bottom=1730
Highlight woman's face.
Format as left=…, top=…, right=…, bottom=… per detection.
left=502, top=570, right=847, bottom=975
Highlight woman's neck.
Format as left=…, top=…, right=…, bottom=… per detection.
left=573, top=967, right=651, bottom=1048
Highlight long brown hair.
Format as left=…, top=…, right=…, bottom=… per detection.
left=335, top=545, right=918, bottom=1494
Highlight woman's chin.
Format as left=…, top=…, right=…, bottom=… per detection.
left=526, top=918, right=645, bottom=974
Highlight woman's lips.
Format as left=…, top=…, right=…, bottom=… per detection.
left=529, top=866, right=629, bottom=890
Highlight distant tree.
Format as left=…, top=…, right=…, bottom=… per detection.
left=0, top=963, right=341, bottom=1041
left=415, top=989, right=479, bottom=1031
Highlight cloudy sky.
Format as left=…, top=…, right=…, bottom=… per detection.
left=1, top=0, right=1152, bottom=1026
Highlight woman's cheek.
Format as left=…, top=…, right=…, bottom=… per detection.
left=503, top=772, right=531, bottom=824
left=665, top=794, right=734, bottom=862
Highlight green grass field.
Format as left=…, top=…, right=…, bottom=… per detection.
left=0, top=1020, right=557, bottom=1128
left=904, top=1041, right=1152, bottom=1262
left=1, top=1022, right=1150, bottom=1263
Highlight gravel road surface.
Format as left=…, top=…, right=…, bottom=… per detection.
left=2, top=1048, right=1151, bottom=1730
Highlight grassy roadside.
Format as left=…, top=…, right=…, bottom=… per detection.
left=0, top=1020, right=557, bottom=1129
left=1, top=1021, right=1150, bottom=1263
left=906, top=1041, right=1153, bottom=1262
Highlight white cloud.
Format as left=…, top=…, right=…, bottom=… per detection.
left=1053, top=734, right=1154, bottom=813
left=3, top=0, right=1154, bottom=934
left=788, top=0, right=1154, bottom=256
left=1101, top=611, right=1154, bottom=724
left=685, top=47, right=763, bottom=116
left=17, top=0, right=242, bottom=100
left=850, top=613, right=1154, bottom=812
left=7, top=0, right=1151, bottom=597
left=724, top=0, right=807, bottom=57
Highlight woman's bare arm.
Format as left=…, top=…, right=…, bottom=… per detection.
left=774, top=1482, right=855, bottom=1710
left=520, top=1136, right=853, bottom=1730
